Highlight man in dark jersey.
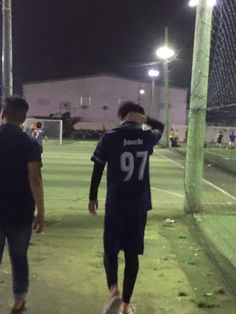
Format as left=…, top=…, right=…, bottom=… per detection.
left=88, top=101, right=164, bottom=314
left=0, top=96, right=45, bottom=312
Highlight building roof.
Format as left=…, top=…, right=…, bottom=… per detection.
left=23, top=72, right=148, bottom=86
left=23, top=72, right=187, bottom=91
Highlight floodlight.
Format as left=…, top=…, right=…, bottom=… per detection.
left=207, top=0, right=216, bottom=7
left=189, top=0, right=198, bottom=7
left=148, top=69, right=160, bottom=78
left=156, top=46, right=175, bottom=60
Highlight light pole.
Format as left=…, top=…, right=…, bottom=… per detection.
left=148, top=69, right=159, bottom=116
left=2, top=0, right=13, bottom=101
left=156, top=27, right=175, bottom=147
left=189, top=0, right=216, bottom=7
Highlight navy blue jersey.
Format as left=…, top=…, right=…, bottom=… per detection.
left=229, top=134, right=236, bottom=142
left=0, top=124, right=42, bottom=225
left=91, top=122, right=162, bottom=212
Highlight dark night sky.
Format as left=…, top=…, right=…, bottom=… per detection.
left=6, top=0, right=196, bottom=91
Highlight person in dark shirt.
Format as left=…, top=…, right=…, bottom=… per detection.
left=88, top=101, right=164, bottom=314
left=228, top=131, right=236, bottom=148
left=216, top=131, right=223, bottom=147
left=0, top=96, right=45, bottom=312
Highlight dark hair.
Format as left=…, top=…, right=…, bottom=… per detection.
left=36, top=121, right=42, bottom=128
left=117, top=101, right=145, bottom=119
left=2, top=95, right=29, bottom=123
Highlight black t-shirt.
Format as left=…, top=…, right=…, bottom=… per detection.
left=0, top=124, right=42, bottom=225
left=91, top=122, right=162, bottom=213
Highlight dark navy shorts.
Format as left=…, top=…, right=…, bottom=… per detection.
left=104, top=209, right=147, bottom=255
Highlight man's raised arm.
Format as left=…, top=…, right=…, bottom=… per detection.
left=146, top=117, right=164, bottom=134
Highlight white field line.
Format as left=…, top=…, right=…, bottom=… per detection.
left=94, top=198, right=184, bottom=205
left=222, top=157, right=236, bottom=160
left=45, top=152, right=89, bottom=155
left=151, top=187, right=184, bottom=198
left=157, top=151, right=236, bottom=201
left=45, top=197, right=231, bottom=206
left=206, top=151, right=236, bottom=160
left=44, top=155, right=89, bottom=159
left=44, top=155, right=167, bottom=162
left=151, top=201, right=231, bottom=205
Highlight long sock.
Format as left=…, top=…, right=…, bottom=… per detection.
left=104, top=252, right=118, bottom=289
left=122, top=252, right=139, bottom=304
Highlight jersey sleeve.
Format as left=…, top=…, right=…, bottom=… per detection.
left=145, top=118, right=164, bottom=146
left=147, top=129, right=163, bottom=146
left=28, top=140, right=42, bottom=163
left=91, top=134, right=109, bottom=164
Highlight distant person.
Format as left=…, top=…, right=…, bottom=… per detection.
left=216, top=131, right=223, bottom=147
left=30, top=122, right=37, bottom=136
left=228, top=131, right=236, bottom=148
left=173, top=129, right=179, bottom=147
left=0, top=96, right=45, bottom=312
left=169, top=128, right=178, bottom=147
left=32, top=121, right=48, bottom=153
left=88, top=101, right=164, bottom=314
left=175, top=129, right=179, bottom=142
left=169, top=128, right=175, bottom=147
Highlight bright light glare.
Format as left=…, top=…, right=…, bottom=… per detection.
left=189, top=0, right=198, bottom=7
left=189, top=0, right=217, bottom=7
left=139, top=89, right=145, bottom=95
left=148, top=69, right=160, bottom=78
left=156, top=46, right=175, bottom=60
left=208, top=0, right=216, bottom=7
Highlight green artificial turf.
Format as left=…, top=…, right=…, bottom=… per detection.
left=1, top=141, right=236, bottom=313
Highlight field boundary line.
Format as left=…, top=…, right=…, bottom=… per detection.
left=206, top=151, right=236, bottom=160
left=151, top=187, right=184, bottom=198
left=157, top=150, right=236, bottom=201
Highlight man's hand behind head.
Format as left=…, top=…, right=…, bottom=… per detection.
left=124, top=112, right=146, bottom=124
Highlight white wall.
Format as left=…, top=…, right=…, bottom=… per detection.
left=24, top=75, right=187, bottom=125
left=153, top=86, right=187, bottom=125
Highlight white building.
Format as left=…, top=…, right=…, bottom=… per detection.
left=23, top=74, right=187, bottom=125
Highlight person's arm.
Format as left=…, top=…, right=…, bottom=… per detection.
left=28, top=162, right=45, bottom=232
left=124, top=112, right=164, bottom=143
left=145, top=116, right=164, bottom=145
left=88, top=162, right=106, bottom=214
left=89, top=133, right=108, bottom=214
left=145, top=117, right=164, bottom=134
left=124, top=112, right=164, bottom=132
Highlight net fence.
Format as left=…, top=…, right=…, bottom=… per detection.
left=196, top=0, right=236, bottom=295
left=208, top=0, right=236, bottom=112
